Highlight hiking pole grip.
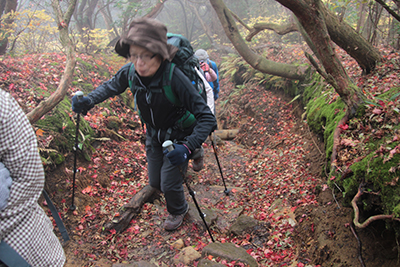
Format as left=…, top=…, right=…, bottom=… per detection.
left=75, top=90, right=84, bottom=101
left=162, top=140, right=215, bottom=242
left=70, top=91, right=84, bottom=211
left=162, top=140, right=174, bottom=152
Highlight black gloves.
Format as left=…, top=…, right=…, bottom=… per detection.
left=164, top=143, right=191, bottom=166
left=72, top=95, right=93, bottom=115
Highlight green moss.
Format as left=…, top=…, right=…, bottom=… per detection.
left=393, top=204, right=400, bottom=218
left=82, top=83, right=94, bottom=91
left=35, top=96, right=94, bottom=152
left=305, top=85, right=346, bottom=160
left=77, top=57, right=95, bottom=71
left=349, top=148, right=400, bottom=215
left=49, top=151, right=65, bottom=165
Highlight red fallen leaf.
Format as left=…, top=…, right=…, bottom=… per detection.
left=372, top=108, right=382, bottom=114
left=338, top=124, right=349, bottom=130
left=377, top=100, right=386, bottom=108
left=109, top=229, right=116, bottom=235
left=85, top=205, right=91, bottom=213
left=330, top=176, right=336, bottom=181
left=82, top=186, right=92, bottom=194
left=341, top=138, right=358, bottom=147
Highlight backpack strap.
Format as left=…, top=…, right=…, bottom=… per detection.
left=162, top=63, right=181, bottom=106
left=0, top=240, right=31, bottom=267
left=162, top=63, right=196, bottom=129
left=128, top=63, right=135, bottom=89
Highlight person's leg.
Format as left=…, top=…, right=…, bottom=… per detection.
left=146, top=137, right=163, bottom=190
left=160, top=157, right=187, bottom=215
left=161, top=157, right=189, bottom=230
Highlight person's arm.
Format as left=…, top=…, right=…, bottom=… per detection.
left=171, top=69, right=217, bottom=151
left=86, top=63, right=132, bottom=105
left=210, top=61, right=220, bottom=100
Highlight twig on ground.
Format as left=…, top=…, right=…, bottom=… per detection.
left=306, top=123, right=324, bottom=156
left=331, top=187, right=341, bottom=209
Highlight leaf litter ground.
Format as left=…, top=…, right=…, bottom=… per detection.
left=44, top=77, right=397, bottom=266
left=1, top=47, right=399, bottom=266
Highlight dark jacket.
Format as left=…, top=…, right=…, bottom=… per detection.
left=86, top=61, right=216, bottom=151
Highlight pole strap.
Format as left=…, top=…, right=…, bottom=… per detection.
left=42, top=190, right=70, bottom=242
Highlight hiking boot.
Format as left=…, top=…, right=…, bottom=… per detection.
left=164, top=204, right=189, bottom=231
left=192, top=147, right=204, bottom=172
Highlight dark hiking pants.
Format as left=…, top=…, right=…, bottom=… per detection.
left=146, top=137, right=188, bottom=215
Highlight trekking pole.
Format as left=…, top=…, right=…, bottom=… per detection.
left=70, top=91, right=84, bottom=211
left=209, top=132, right=231, bottom=196
left=162, top=140, right=215, bottom=243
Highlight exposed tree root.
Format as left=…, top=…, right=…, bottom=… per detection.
left=352, top=185, right=400, bottom=229
left=104, top=184, right=156, bottom=233
left=349, top=222, right=366, bottom=267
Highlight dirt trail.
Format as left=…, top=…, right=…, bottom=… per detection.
left=43, top=82, right=398, bottom=266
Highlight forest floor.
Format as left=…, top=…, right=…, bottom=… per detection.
left=44, top=68, right=399, bottom=266
left=2, top=45, right=399, bottom=266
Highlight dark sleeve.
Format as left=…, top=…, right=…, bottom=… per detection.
left=87, top=63, right=132, bottom=105
left=171, top=68, right=217, bottom=151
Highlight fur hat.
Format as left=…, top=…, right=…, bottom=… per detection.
left=115, top=18, right=178, bottom=61
left=195, top=49, right=209, bottom=62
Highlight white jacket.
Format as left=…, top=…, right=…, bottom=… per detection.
left=195, top=67, right=215, bottom=114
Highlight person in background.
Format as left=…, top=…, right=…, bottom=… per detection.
left=71, top=18, right=216, bottom=231
left=195, top=49, right=220, bottom=115
left=0, top=89, right=66, bottom=266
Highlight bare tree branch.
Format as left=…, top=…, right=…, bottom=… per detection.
left=27, top=0, right=77, bottom=123
left=375, top=0, right=400, bottom=22
left=246, top=21, right=298, bottom=42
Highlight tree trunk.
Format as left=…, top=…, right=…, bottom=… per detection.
left=362, top=2, right=383, bottom=44
left=98, top=0, right=118, bottom=41
left=189, top=2, right=215, bottom=45
left=276, top=0, right=364, bottom=115
left=209, top=0, right=308, bottom=81
left=321, top=3, right=381, bottom=74
left=244, top=2, right=381, bottom=74
left=0, top=0, right=18, bottom=55
left=356, top=2, right=366, bottom=33
left=27, top=0, right=77, bottom=124
left=144, top=0, right=166, bottom=19
left=104, top=185, right=157, bottom=233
